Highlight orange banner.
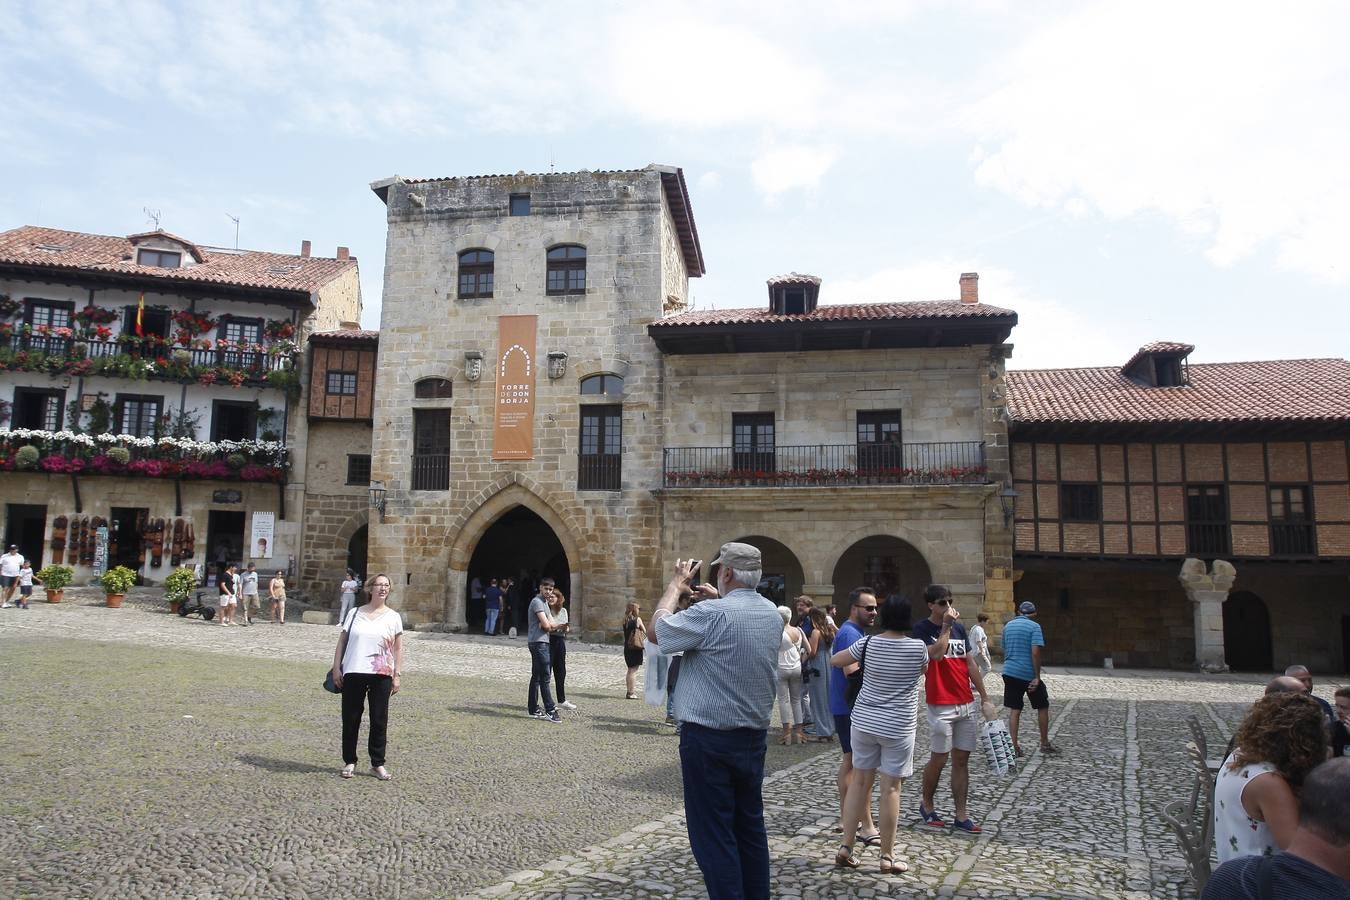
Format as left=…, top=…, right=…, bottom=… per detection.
left=492, top=315, right=537, bottom=460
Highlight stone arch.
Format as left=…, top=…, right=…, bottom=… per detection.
left=441, top=476, right=588, bottom=630
left=540, top=226, right=593, bottom=250
left=826, top=528, right=935, bottom=622
left=819, top=521, right=940, bottom=586
left=719, top=534, right=805, bottom=606
left=451, top=232, right=502, bottom=253
left=400, top=358, right=464, bottom=388
left=572, top=356, right=632, bottom=383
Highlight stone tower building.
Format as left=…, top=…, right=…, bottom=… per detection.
left=368, top=166, right=704, bottom=637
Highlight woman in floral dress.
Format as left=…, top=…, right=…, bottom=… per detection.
left=331, top=574, right=404, bottom=780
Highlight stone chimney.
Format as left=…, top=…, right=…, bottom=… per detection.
left=960, top=272, right=979, bottom=304
left=337, top=246, right=350, bottom=261
left=300, top=240, right=311, bottom=258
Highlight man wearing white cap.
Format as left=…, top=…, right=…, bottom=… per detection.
left=652, top=541, right=782, bottom=900
left=1001, top=601, right=1058, bottom=756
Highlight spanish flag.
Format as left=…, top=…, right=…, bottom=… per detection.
left=135, top=292, right=145, bottom=337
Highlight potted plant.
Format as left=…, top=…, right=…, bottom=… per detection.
left=100, top=565, right=137, bottom=608
left=36, top=563, right=73, bottom=603
left=164, top=566, right=197, bottom=615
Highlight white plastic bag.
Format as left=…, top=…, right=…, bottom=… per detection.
left=980, top=718, right=1017, bottom=776
left=643, top=641, right=669, bottom=705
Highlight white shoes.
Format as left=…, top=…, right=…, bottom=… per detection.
left=558, top=701, right=578, bottom=710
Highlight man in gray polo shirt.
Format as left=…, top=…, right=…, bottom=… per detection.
left=653, top=542, right=782, bottom=900
left=526, top=578, right=562, bottom=723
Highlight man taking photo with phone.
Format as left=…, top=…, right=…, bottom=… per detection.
left=652, top=543, right=782, bottom=900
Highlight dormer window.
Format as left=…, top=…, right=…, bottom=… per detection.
left=766, top=273, right=821, bottom=315
left=137, top=248, right=181, bottom=268
left=1120, top=341, right=1194, bottom=387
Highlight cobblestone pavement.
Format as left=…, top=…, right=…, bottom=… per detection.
left=2, top=599, right=1345, bottom=898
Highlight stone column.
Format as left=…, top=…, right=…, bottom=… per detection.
left=445, top=567, right=468, bottom=632
left=1178, top=558, right=1236, bottom=673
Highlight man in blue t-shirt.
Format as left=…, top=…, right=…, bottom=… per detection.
left=1001, top=601, right=1057, bottom=756
left=484, top=578, right=502, bottom=635
left=830, top=587, right=879, bottom=842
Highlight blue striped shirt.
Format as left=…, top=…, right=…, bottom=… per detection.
left=654, top=588, right=782, bottom=730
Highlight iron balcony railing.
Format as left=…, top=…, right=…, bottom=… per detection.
left=3, top=335, right=293, bottom=382
left=1270, top=522, right=1316, bottom=556
left=411, top=452, right=450, bottom=491
left=578, top=453, right=621, bottom=491
left=662, top=441, right=987, bottom=488
left=1186, top=523, right=1231, bottom=556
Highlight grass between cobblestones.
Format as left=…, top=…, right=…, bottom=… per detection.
left=1, top=634, right=822, bottom=898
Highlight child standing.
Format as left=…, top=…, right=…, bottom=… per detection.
left=16, top=559, right=35, bottom=609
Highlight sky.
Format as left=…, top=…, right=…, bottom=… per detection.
left=2, top=0, right=1347, bottom=371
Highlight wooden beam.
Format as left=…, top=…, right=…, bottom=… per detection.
left=860, top=328, right=871, bottom=349
left=724, top=334, right=736, bottom=353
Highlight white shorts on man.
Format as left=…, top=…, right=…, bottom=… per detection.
left=926, top=702, right=979, bottom=753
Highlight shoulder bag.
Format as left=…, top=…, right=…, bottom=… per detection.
left=845, top=636, right=870, bottom=710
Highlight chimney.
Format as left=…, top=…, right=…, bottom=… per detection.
left=300, top=240, right=311, bottom=258
left=337, top=246, right=350, bottom=261
left=959, top=272, right=979, bottom=304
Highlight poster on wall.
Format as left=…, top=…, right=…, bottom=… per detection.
left=492, top=314, right=537, bottom=460
left=250, top=512, right=275, bottom=560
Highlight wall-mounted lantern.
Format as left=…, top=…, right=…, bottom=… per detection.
left=369, top=480, right=387, bottom=521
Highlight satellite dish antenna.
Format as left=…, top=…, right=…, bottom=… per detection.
left=226, top=214, right=240, bottom=249
left=143, top=207, right=162, bottom=230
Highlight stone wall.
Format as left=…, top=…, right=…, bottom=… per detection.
left=300, top=419, right=371, bottom=602
left=368, top=169, right=679, bottom=635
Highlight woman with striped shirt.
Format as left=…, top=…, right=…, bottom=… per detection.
left=831, top=594, right=927, bottom=876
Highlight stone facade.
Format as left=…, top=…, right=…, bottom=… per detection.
left=298, top=419, right=371, bottom=602
left=658, top=346, right=1007, bottom=624
left=367, top=168, right=697, bottom=637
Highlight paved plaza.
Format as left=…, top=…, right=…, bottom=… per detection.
left=2, top=596, right=1344, bottom=899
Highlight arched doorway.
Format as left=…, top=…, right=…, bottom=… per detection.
left=347, top=525, right=368, bottom=581
left=830, top=535, right=932, bottom=626
left=710, top=535, right=804, bottom=607
left=466, top=505, right=570, bottom=633
left=1223, top=591, right=1273, bottom=671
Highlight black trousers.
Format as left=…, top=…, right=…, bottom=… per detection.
left=550, top=635, right=567, bottom=702
left=341, top=673, right=393, bottom=767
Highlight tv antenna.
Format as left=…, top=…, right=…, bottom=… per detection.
left=226, top=213, right=240, bottom=249
left=143, top=207, right=162, bottom=230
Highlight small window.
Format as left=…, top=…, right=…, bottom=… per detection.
left=732, top=412, right=775, bottom=472
left=12, top=388, right=64, bottom=431
left=546, top=245, right=586, bottom=296
left=122, top=305, right=171, bottom=340
left=857, top=410, right=902, bottom=470
left=1060, top=484, right=1102, bottom=522
left=579, top=374, right=623, bottom=395
left=457, top=249, right=494, bottom=299
left=412, top=409, right=451, bottom=490
left=510, top=194, right=531, bottom=216
left=1270, top=485, right=1315, bottom=556
left=116, top=394, right=163, bottom=438
left=347, top=454, right=372, bottom=486
left=1186, top=485, right=1230, bottom=556
left=1156, top=358, right=1184, bottom=387
left=326, top=371, right=357, bottom=396
left=24, top=300, right=73, bottom=330
left=220, top=317, right=263, bottom=347
left=414, top=377, right=453, bottom=399
left=136, top=248, right=182, bottom=268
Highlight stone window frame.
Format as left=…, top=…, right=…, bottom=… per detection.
left=414, top=377, right=454, bottom=400
left=579, top=373, right=623, bottom=398
left=545, top=244, right=587, bottom=296
left=578, top=403, right=622, bottom=491
left=457, top=249, right=494, bottom=299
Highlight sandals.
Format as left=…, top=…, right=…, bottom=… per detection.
left=879, top=854, right=909, bottom=875
left=340, top=764, right=355, bottom=779
left=625, top=692, right=638, bottom=700
left=858, top=831, right=882, bottom=847
left=834, top=844, right=860, bottom=869
left=1039, top=743, right=1060, bottom=754
left=372, top=765, right=392, bottom=781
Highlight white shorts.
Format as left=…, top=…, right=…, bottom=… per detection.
left=219, top=595, right=237, bottom=607
left=926, top=702, right=978, bottom=753
left=849, top=726, right=916, bottom=779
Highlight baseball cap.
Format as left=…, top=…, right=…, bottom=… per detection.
left=709, top=541, right=761, bottom=570
left=1018, top=601, right=1037, bottom=615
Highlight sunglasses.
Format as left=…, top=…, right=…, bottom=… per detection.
left=934, top=599, right=951, bottom=606
left=859, top=605, right=878, bottom=612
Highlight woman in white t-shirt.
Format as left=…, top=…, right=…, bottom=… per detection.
left=337, top=568, right=361, bottom=627
left=331, top=574, right=403, bottom=781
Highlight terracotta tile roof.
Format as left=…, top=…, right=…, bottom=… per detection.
left=0, top=226, right=356, bottom=295
left=652, top=300, right=1017, bottom=327
left=766, top=272, right=822, bottom=286
left=309, top=328, right=378, bottom=343
left=1006, top=357, right=1350, bottom=425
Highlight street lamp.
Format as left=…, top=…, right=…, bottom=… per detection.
left=999, top=487, right=1018, bottom=529
left=369, top=480, right=387, bottom=521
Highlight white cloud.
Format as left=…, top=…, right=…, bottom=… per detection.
left=966, top=0, right=1350, bottom=282
left=750, top=145, right=839, bottom=199
left=825, top=260, right=1126, bottom=370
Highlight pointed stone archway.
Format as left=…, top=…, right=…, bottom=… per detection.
left=446, top=482, right=583, bottom=632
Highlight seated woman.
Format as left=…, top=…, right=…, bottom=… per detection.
left=1215, top=691, right=1328, bottom=863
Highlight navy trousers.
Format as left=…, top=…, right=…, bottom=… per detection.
left=527, top=641, right=556, bottom=715
left=678, top=723, right=770, bottom=900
